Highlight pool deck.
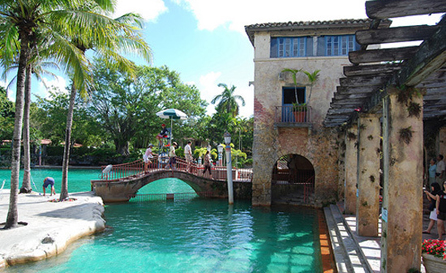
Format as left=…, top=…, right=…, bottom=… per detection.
left=324, top=202, right=432, bottom=273
left=0, top=190, right=106, bottom=268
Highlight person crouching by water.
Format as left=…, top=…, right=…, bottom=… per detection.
left=43, top=177, right=56, bottom=196
left=168, top=142, right=178, bottom=169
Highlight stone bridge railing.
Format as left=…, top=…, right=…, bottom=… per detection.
left=91, top=158, right=253, bottom=202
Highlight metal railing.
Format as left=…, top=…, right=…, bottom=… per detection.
left=96, top=157, right=253, bottom=183
left=274, top=105, right=312, bottom=124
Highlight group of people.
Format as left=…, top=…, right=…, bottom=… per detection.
left=423, top=154, right=446, bottom=240
left=143, top=141, right=179, bottom=171
left=144, top=124, right=213, bottom=178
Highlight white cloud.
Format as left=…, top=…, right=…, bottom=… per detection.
left=37, top=76, right=68, bottom=99
left=198, top=71, right=222, bottom=115
left=235, top=85, right=254, bottom=118
left=174, top=0, right=367, bottom=33
left=114, top=0, right=168, bottom=22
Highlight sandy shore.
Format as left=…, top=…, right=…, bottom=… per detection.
left=0, top=190, right=106, bottom=268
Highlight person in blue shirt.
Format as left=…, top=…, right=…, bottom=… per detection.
left=43, top=177, right=56, bottom=196
left=429, top=158, right=437, bottom=187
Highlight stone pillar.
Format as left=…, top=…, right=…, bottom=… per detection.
left=356, top=113, right=381, bottom=237
left=438, top=127, right=446, bottom=157
left=251, top=115, right=276, bottom=206
left=344, top=125, right=358, bottom=215
left=381, top=87, right=423, bottom=272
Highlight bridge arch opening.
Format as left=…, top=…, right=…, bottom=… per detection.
left=271, top=154, right=315, bottom=205
left=131, top=178, right=200, bottom=202
left=139, top=178, right=196, bottom=194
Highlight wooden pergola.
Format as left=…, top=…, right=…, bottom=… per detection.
left=323, top=1, right=446, bottom=272
left=324, top=0, right=446, bottom=127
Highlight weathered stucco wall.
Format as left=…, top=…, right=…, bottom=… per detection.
left=250, top=25, right=369, bottom=206
left=252, top=52, right=348, bottom=205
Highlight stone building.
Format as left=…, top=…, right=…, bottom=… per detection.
left=245, top=19, right=390, bottom=206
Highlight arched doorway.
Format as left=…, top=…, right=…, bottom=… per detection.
left=271, top=154, right=315, bottom=205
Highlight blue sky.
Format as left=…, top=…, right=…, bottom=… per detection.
left=2, top=0, right=443, bottom=118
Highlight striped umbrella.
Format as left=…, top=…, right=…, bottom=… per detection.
left=155, top=109, right=188, bottom=145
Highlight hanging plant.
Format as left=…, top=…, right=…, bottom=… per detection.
left=399, top=126, right=414, bottom=144
left=407, top=101, right=421, bottom=118
left=397, top=85, right=421, bottom=105
left=347, top=132, right=357, bottom=141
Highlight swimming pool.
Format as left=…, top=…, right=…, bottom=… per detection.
left=1, top=169, right=323, bottom=273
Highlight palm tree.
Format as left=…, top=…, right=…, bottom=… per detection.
left=2, top=53, right=60, bottom=193
left=0, top=0, right=107, bottom=229
left=281, top=68, right=301, bottom=105
left=303, top=69, right=320, bottom=104
left=57, top=6, right=151, bottom=201
left=211, top=83, right=245, bottom=118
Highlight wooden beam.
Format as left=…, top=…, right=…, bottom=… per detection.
left=340, top=75, right=390, bottom=87
left=356, top=25, right=439, bottom=45
left=396, top=25, right=446, bottom=86
left=333, top=93, right=370, bottom=100
left=366, top=0, right=446, bottom=19
left=344, top=63, right=401, bottom=77
left=336, top=86, right=378, bottom=94
left=349, top=46, right=419, bottom=65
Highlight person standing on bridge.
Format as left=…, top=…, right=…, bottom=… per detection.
left=168, top=142, right=177, bottom=169
left=202, top=150, right=213, bottom=179
left=144, top=144, right=155, bottom=172
left=184, top=141, right=193, bottom=172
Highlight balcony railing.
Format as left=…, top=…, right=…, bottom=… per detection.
left=274, top=105, right=312, bottom=125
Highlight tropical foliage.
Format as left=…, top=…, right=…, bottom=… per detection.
left=87, top=60, right=207, bottom=155
left=211, top=83, right=245, bottom=118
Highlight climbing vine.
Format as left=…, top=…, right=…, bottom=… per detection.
left=399, top=126, right=414, bottom=144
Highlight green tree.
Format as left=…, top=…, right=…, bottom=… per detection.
left=58, top=5, right=152, bottom=201
left=88, top=62, right=207, bottom=155
left=211, top=83, right=245, bottom=118
left=3, top=53, right=60, bottom=193
left=0, top=86, right=14, bottom=141
left=33, top=88, right=104, bottom=146
left=0, top=0, right=100, bottom=229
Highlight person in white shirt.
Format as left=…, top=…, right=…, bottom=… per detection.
left=168, top=142, right=177, bottom=169
left=143, top=144, right=154, bottom=172
left=184, top=141, right=192, bottom=172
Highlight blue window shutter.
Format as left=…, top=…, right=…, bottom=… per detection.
left=306, top=37, right=313, bottom=56
left=317, top=36, right=325, bottom=56
left=270, top=38, right=278, bottom=58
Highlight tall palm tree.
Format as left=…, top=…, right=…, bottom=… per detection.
left=57, top=5, right=151, bottom=201
left=2, top=53, right=60, bottom=193
left=0, top=0, right=106, bottom=229
left=211, top=83, right=245, bottom=118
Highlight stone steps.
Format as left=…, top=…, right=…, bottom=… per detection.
left=324, top=204, right=372, bottom=273
left=273, top=192, right=315, bottom=206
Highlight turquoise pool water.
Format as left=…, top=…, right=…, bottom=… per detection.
left=1, top=169, right=322, bottom=273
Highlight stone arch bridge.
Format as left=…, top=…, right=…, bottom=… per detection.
left=90, top=158, right=252, bottom=202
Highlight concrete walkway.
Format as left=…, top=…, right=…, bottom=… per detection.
left=324, top=203, right=432, bottom=273
left=0, top=191, right=106, bottom=268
